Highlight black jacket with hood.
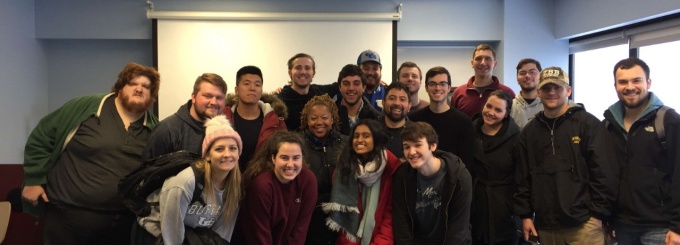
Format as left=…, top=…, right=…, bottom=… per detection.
left=471, top=116, right=521, bottom=244
left=600, top=93, right=680, bottom=233
left=514, top=105, right=615, bottom=230
left=392, top=150, right=473, bottom=245
left=143, top=100, right=205, bottom=161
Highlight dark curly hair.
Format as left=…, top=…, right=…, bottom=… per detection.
left=299, top=94, right=340, bottom=131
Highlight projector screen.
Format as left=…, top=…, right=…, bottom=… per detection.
left=156, top=19, right=394, bottom=119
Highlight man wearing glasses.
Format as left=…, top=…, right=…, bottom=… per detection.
left=511, top=58, right=544, bottom=129
left=410, top=66, right=475, bottom=173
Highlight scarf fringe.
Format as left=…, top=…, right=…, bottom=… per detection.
left=326, top=218, right=359, bottom=243
left=320, top=202, right=360, bottom=214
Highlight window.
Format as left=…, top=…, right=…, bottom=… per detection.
left=570, top=16, right=680, bottom=118
left=638, top=40, right=680, bottom=110
left=572, top=44, right=629, bottom=120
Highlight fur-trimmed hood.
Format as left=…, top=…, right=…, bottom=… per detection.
left=224, top=93, right=288, bottom=119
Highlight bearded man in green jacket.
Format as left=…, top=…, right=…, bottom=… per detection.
left=21, top=63, right=160, bottom=245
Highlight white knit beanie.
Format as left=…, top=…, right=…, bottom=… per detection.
left=202, top=115, right=242, bottom=158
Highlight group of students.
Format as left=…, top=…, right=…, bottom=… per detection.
left=19, top=44, right=680, bottom=245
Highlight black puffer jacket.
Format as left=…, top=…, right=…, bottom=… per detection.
left=514, top=106, right=615, bottom=229
left=300, top=129, right=347, bottom=245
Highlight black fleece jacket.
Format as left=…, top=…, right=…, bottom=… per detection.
left=392, top=150, right=473, bottom=245
left=601, top=105, right=680, bottom=232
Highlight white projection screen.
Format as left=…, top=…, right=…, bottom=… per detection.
left=156, top=19, right=394, bottom=119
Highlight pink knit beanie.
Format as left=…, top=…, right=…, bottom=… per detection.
left=202, top=115, right=243, bottom=158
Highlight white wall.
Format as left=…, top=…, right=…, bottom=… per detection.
left=555, top=0, right=680, bottom=39
left=46, top=40, right=153, bottom=111
left=502, top=0, right=569, bottom=93
left=36, top=0, right=150, bottom=39
left=0, top=0, right=48, bottom=163
left=398, top=0, right=506, bottom=86
left=397, top=0, right=503, bottom=41
left=11, top=0, right=678, bottom=164
left=33, top=0, right=510, bottom=103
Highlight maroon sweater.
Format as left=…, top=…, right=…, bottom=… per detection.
left=450, top=76, right=515, bottom=117
left=240, top=168, right=318, bottom=245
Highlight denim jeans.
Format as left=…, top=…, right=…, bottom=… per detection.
left=613, top=223, right=667, bottom=245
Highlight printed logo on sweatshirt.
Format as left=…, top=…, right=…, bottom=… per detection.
left=645, top=126, right=654, bottom=132
left=415, top=187, right=442, bottom=211
left=188, top=204, right=221, bottom=216
left=197, top=217, right=216, bottom=227
left=571, top=136, right=581, bottom=144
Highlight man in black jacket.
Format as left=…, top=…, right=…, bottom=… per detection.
left=142, top=73, right=227, bottom=160
left=514, top=67, right=615, bottom=244
left=393, top=121, right=472, bottom=244
left=277, top=53, right=339, bottom=131
left=601, top=57, right=680, bottom=244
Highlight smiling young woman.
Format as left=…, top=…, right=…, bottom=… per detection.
left=134, top=115, right=243, bottom=245
left=236, top=131, right=317, bottom=245
left=323, top=119, right=401, bottom=245
left=471, top=90, right=522, bottom=245
left=298, top=94, right=347, bottom=244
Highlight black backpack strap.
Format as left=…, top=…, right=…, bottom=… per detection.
left=190, top=164, right=206, bottom=206
left=656, top=106, right=670, bottom=150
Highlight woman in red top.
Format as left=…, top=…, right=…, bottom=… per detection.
left=237, top=131, right=318, bottom=245
left=323, top=119, right=400, bottom=245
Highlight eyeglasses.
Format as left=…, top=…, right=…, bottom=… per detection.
left=426, top=82, right=449, bottom=88
left=518, top=69, right=539, bottom=76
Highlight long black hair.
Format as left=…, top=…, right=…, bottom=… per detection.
left=336, top=119, right=388, bottom=183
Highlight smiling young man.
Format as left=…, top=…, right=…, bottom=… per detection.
left=357, top=49, right=386, bottom=111
left=514, top=67, right=614, bottom=245
left=451, top=44, right=515, bottom=117
left=392, top=122, right=472, bottom=244
left=277, top=53, right=339, bottom=131
left=409, top=66, right=475, bottom=173
left=397, top=61, right=429, bottom=113
left=599, top=57, right=680, bottom=245
left=143, top=73, right=227, bottom=160
left=511, top=58, right=543, bottom=129
left=380, top=82, right=412, bottom=159
left=336, top=64, right=380, bottom=135
left=223, top=66, right=287, bottom=171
